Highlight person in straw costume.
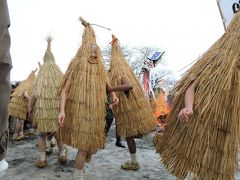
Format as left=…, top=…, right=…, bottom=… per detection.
left=154, top=10, right=240, bottom=180
left=108, top=35, right=158, bottom=170
left=28, top=37, right=67, bottom=168
left=33, top=61, right=57, bottom=155
left=9, top=68, right=37, bottom=141
left=58, top=17, right=118, bottom=179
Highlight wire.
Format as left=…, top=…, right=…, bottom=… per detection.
left=90, top=23, right=111, bottom=31
left=177, top=59, right=197, bottom=72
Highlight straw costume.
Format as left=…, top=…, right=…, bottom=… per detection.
left=30, top=37, right=67, bottom=168
left=58, top=17, right=106, bottom=152
left=32, top=37, right=63, bottom=133
left=9, top=70, right=36, bottom=120
left=58, top=17, right=108, bottom=179
left=9, top=69, right=36, bottom=140
left=109, top=35, right=157, bottom=170
left=154, top=11, right=240, bottom=180
left=109, top=35, right=157, bottom=138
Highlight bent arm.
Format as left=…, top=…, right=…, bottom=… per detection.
left=106, top=77, right=119, bottom=107
left=108, top=78, right=133, bottom=93
left=177, top=81, right=197, bottom=122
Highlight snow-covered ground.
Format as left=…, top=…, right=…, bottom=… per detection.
left=2, top=125, right=240, bottom=180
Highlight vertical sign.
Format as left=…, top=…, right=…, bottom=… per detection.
left=217, top=0, right=240, bottom=30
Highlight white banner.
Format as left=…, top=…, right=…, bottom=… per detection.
left=217, top=0, right=240, bottom=29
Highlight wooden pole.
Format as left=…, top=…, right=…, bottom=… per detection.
left=216, top=0, right=227, bottom=31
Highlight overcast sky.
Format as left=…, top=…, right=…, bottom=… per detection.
left=7, top=0, right=225, bottom=81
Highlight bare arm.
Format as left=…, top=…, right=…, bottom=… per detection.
left=106, top=77, right=119, bottom=108
left=58, top=78, right=71, bottom=126
left=107, top=78, right=133, bottom=93
left=184, top=82, right=196, bottom=110
left=178, top=81, right=197, bottom=122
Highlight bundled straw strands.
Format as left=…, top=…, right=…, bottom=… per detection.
left=58, top=17, right=106, bottom=153
left=32, top=37, right=63, bottom=133
left=9, top=69, right=36, bottom=120
left=109, top=35, right=157, bottom=138
left=154, top=11, right=240, bottom=180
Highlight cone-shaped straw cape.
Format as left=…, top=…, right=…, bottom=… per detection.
left=9, top=69, right=37, bottom=120
left=154, top=11, right=240, bottom=180
left=58, top=17, right=106, bottom=152
left=32, top=37, right=63, bottom=132
left=109, top=35, right=157, bottom=138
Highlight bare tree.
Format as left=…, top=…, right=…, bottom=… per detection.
left=102, top=45, right=159, bottom=75
left=102, top=45, right=134, bottom=70
left=102, top=46, right=111, bottom=70
left=102, top=45, right=177, bottom=92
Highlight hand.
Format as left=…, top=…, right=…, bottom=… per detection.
left=177, top=107, right=193, bottom=122
left=58, top=111, right=65, bottom=127
left=109, top=96, right=119, bottom=109
left=106, top=85, right=112, bottom=93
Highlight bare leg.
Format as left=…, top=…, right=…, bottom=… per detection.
left=121, top=136, right=139, bottom=170
left=35, top=133, right=47, bottom=168
left=13, top=118, right=24, bottom=139
left=126, top=136, right=136, bottom=154
left=85, top=152, right=92, bottom=163
left=73, top=150, right=87, bottom=180
left=115, top=127, right=125, bottom=148
left=46, top=133, right=53, bottom=153
left=13, top=119, right=20, bottom=135
left=54, top=133, right=64, bottom=152
left=12, top=119, right=19, bottom=139
left=75, top=150, right=87, bottom=170
left=53, top=133, right=68, bottom=163
left=38, top=133, right=47, bottom=153
left=19, top=119, right=24, bottom=136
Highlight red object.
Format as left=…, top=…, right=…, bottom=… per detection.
left=143, top=70, right=150, bottom=97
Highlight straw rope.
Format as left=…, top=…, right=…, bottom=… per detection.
left=109, top=35, right=157, bottom=138
left=154, top=11, right=240, bottom=180
left=58, top=17, right=107, bottom=153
